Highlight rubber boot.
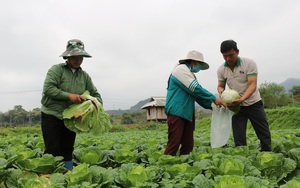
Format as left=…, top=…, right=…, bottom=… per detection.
left=64, top=160, right=73, bottom=171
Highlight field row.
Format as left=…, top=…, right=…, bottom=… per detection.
left=0, top=126, right=300, bottom=187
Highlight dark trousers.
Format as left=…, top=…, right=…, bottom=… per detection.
left=41, top=112, right=76, bottom=161
left=164, top=114, right=194, bottom=156
left=232, top=100, right=272, bottom=151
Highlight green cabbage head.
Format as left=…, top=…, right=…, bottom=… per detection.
left=221, top=89, right=240, bottom=104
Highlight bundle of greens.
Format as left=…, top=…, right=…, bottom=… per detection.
left=62, top=90, right=112, bottom=135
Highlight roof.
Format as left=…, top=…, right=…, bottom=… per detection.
left=141, top=96, right=166, bottom=109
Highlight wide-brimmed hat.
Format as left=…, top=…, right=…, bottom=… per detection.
left=179, top=50, right=209, bottom=70
left=60, top=39, right=92, bottom=59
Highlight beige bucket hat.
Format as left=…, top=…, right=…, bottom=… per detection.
left=179, top=50, right=209, bottom=70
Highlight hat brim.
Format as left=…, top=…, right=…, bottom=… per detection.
left=60, top=50, right=92, bottom=58
left=179, top=59, right=209, bottom=70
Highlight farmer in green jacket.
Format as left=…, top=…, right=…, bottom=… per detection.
left=164, top=50, right=226, bottom=156
left=41, top=39, right=102, bottom=170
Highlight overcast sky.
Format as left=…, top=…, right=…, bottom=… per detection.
left=1, top=0, right=300, bottom=112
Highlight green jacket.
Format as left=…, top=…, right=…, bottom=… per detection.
left=165, top=64, right=216, bottom=122
left=41, top=63, right=102, bottom=119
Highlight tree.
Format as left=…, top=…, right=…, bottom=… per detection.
left=121, top=113, right=134, bottom=124
left=289, top=85, right=300, bottom=103
left=30, top=108, right=41, bottom=125
left=259, top=82, right=292, bottom=108
left=12, top=105, right=27, bottom=126
left=0, top=106, right=41, bottom=126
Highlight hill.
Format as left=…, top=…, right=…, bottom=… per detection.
left=106, top=98, right=150, bottom=115
left=279, top=77, right=300, bottom=91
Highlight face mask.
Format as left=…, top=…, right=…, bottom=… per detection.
left=191, top=63, right=201, bottom=73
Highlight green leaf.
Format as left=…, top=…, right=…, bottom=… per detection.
left=63, top=90, right=112, bottom=135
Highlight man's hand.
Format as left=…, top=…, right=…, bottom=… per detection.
left=218, top=88, right=224, bottom=97
left=227, top=98, right=245, bottom=107
left=69, top=93, right=86, bottom=103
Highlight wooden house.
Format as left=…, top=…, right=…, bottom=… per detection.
left=141, top=96, right=167, bottom=121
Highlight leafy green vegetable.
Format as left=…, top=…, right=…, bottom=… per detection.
left=214, top=175, right=247, bottom=188
left=222, top=146, right=250, bottom=157
left=280, top=179, right=300, bottom=188
left=2, top=115, right=300, bottom=187
left=193, top=159, right=216, bottom=178
left=288, top=169, right=300, bottom=183
left=282, top=158, right=297, bottom=175
left=127, top=165, right=149, bottom=187
left=244, top=176, right=270, bottom=188
left=89, top=165, right=118, bottom=187
left=73, top=146, right=102, bottom=165
left=157, top=155, right=182, bottom=166
left=66, top=163, right=92, bottom=186
left=114, top=149, right=138, bottom=164
left=63, top=90, right=112, bottom=135
left=49, top=173, right=67, bottom=187
left=15, top=149, right=39, bottom=162
left=221, top=89, right=240, bottom=104
left=166, top=163, right=190, bottom=178
left=234, top=155, right=261, bottom=177
left=216, top=158, right=245, bottom=175
left=3, top=168, right=23, bottom=188
left=192, top=174, right=214, bottom=188
left=19, top=176, right=51, bottom=188
left=14, top=154, right=64, bottom=174
left=0, top=155, right=17, bottom=170
left=254, top=152, right=297, bottom=183
left=288, top=148, right=300, bottom=168
left=115, top=163, right=150, bottom=187
left=255, top=152, right=283, bottom=171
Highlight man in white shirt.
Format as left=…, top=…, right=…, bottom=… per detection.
left=217, top=40, right=271, bottom=151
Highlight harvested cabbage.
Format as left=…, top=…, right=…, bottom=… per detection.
left=62, top=90, right=112, bottom=135
left=221, top=89, right=240, bottom=104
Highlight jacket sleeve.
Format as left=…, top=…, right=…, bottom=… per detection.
left=42, top=65, right=69, bottom=100
left=172, top=65, right=216, bottom=109
left=85, top=74, right=103, bottom=105
left=194, top=84, right=216, bottom=109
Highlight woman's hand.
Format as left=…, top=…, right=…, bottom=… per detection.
left=69, top=93, right=86, bottom=103
left=214, top=98, right=227, bottom=108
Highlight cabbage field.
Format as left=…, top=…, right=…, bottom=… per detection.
left=0, top=107, right=300, bottom=187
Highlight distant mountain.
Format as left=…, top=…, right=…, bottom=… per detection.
left=106, top=98, right=150, bottom=115
left=129, top=98, right=151, bottom=112
left=279, top=78, right=300, bottom=91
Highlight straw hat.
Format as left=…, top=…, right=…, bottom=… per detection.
left=179, top=50, right=209, bottom=70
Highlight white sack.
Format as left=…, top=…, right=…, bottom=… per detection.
left=210, top=103, right=234, bottom=148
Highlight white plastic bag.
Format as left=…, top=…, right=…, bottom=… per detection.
left=210, top=103, right=234, bottom=148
